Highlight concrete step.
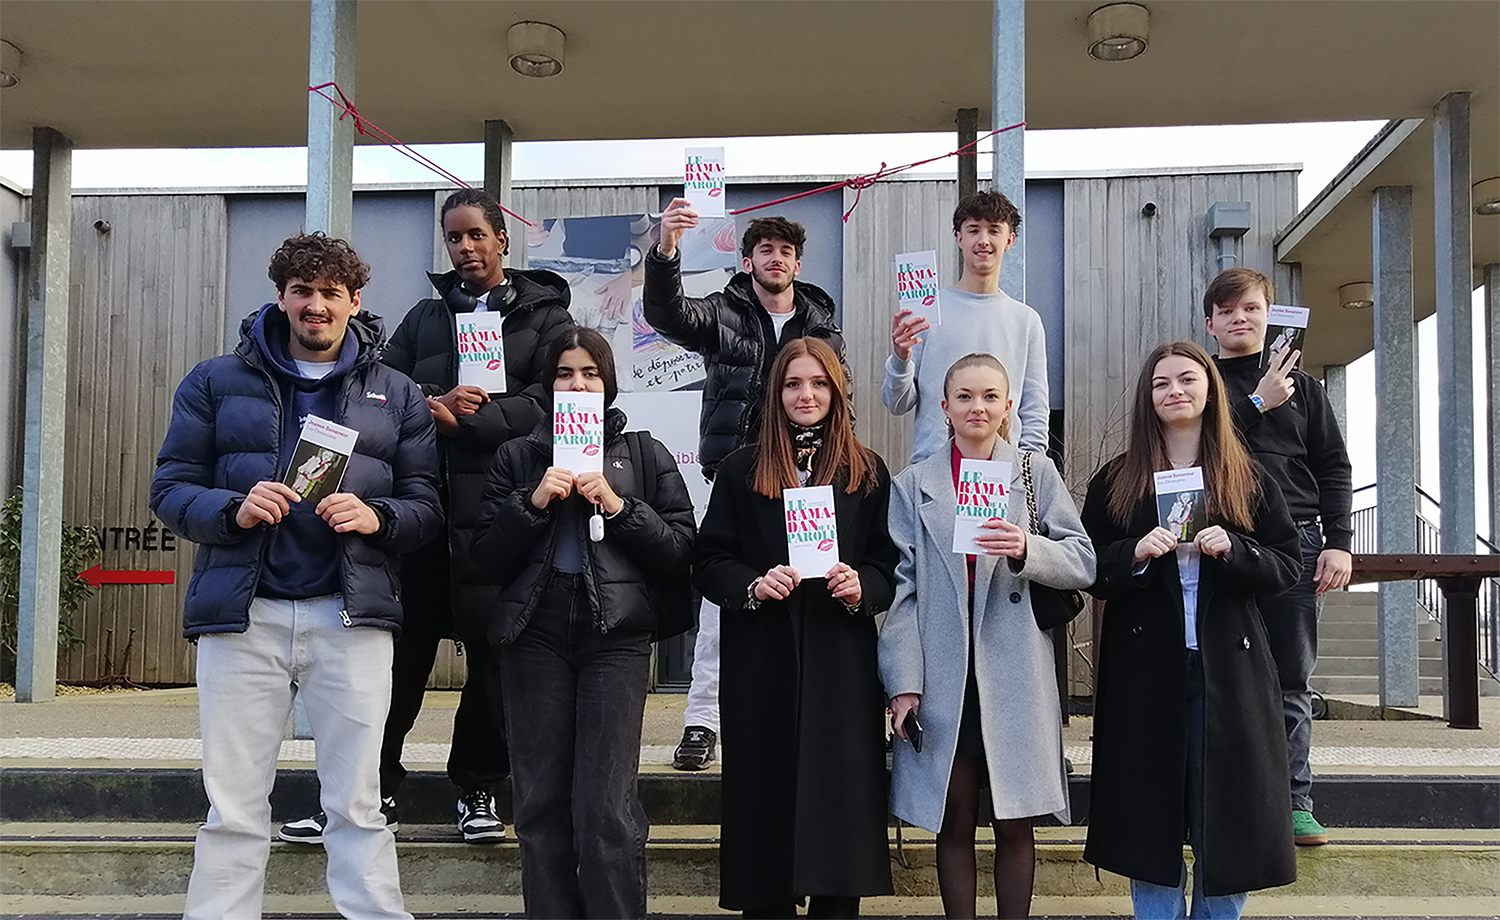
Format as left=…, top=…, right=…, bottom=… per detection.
left=1312, top=675, right=1448, bottom=695
left=1, top=823, right=1494, bottom=902
left=1316, top=656, right=1446, bottom=678
left=1320, top=619, right=1440, bottom=640
left=3, top=892, right=1499, bottom=918
left=1317, top=637, right=1442, bottom=659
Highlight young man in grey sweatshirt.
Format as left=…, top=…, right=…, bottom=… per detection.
left=882, top=190, right=1051, bottom=463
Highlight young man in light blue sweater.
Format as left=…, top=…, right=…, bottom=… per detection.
left=882, top=190, right=1051, bottom=463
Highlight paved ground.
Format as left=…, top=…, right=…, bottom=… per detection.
left=1, top=687, right=1497, bottom=772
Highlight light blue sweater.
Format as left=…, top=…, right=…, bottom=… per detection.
left=881, top=286, right=1051, bottom=463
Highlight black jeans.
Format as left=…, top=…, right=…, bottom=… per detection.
left=381, top=539, right=509, bottom=798
left=496, top=572, right=653, bottom=919
left=1256, top=522, right=1325, bottom=813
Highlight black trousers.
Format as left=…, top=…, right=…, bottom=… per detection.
left=379, top=538, right=509, bottom=798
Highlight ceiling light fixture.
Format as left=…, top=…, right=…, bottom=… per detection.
left=0, top=40, right=22, bottom=88
left=1339, top=282, right=1375, bottom=310
left=1088, top=3, right=1149, bottom=62
left=1473, top=177, right=1500, bottom=216
left=508, top=22, right=565, bottom=78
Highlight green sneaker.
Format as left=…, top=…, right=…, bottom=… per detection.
left=1292, top=809, right=1328, bottom=846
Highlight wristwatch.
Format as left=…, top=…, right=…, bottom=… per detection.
left=745, top=577, right=764, bottom=611
left=1249, top=393, right=1267, bottom=413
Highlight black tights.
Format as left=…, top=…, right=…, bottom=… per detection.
left=936, top=753, right=1035, bottom=919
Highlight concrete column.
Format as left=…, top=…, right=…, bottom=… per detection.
left=306, top=0, right=356, bottom=239
left=992, top=0, right=1025, bottom=301
left=956, top=108, right=979, bottom=203
left=483, top=120, right=514, bottom=213
left=1486, top=263, right=1499, bottom=550
left=1372, top=185, right=1420, bottom=707
left=1433, top=92, right=1475, bottom=554
left=16, top=127, right=73, bottom=703
left=1323, top=363, right=1348, bottom=436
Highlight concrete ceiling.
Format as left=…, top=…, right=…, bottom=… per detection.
left=1278, top=115, right=1500, bottom=373
left=0, top=1, right=1495, bottom=148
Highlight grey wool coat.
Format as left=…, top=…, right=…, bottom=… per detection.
left=879, top=439, right=1096, bottom=832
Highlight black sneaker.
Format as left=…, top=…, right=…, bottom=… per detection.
left=278, top=797, right=399, bottom=845
left=278, top=811, right=326, bottom=845
left=673, top=725, right=717, bottom=771
left=456, top=789, right=505, bottom=843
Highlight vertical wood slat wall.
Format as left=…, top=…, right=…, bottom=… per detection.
left=59, top=195, right=227, bottom=685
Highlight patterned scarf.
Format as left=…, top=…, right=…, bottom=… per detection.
left=790, top=422, right=826, bottom=477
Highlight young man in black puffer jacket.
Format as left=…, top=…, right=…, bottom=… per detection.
left=644, top=202, right=845, bottom=771
left=278, top=190, right=574, bottom=847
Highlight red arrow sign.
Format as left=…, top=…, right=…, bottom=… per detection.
left=80, top=565, right=175, bottom=587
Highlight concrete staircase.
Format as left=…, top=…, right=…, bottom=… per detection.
left=1312, top=590, right=1499, bottom=698
left=2, top=768, right=1497, bottom=917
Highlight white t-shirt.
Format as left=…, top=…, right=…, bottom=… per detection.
left=293, top=360, right=335, bottom=380
left=1177, top=545, right=1201, bottom=650
left=768, top=309, right=795, bottom=341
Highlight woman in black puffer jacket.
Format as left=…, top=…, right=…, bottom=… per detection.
left=472, top=327, right=696, bottom=919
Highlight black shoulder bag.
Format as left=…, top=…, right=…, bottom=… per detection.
left=1021, top=450, right=1086, bottom=631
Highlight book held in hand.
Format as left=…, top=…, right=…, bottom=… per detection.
left=284, top=415, right=359, bottom=503
left=953, top=459, right=1012, bottom=553
left=553, top=391, right=605, bottom=475
left=456, top=311, right=506, bottom=394
left=684, top=147, right=726, bottom=218
left=1261, top=304, right=1309, bottom=368
left=1154, top=467, right=1207, bottom=542
left=783, top=485, right=838, bottom=579
left=894, top=250, right=941, bottom=325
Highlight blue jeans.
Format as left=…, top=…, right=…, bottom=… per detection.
left=1258, top=522, right=1325, bottom=813
left=495, top=572, right=653, bottom=919
left=1128, top=651, right=1248, bottom=920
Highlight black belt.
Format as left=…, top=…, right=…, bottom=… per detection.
left=1294, top=517, right=1320, bottom=528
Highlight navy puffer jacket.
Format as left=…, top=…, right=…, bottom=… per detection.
left=150, top=305, right=442, bottom=637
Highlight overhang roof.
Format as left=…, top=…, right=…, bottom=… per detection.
left=1277, top=116, right=1500, bottom=373
left=0, top=1, right=1495, bottom=148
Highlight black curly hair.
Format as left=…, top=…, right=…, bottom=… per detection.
left=267, top=232, right=371, bottom=293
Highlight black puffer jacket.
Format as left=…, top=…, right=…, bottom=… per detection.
left=382, top=268, right=575, bottom=635
left=643, top=246, right=844, bottom=480
left=472, top=407, right=697, bottom=645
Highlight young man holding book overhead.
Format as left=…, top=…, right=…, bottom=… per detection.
left=151, top=233, right=441, bottom=919
left=883, top=189, right=1052, bottom=463
left=1204, top=266, right=1354, bottom=847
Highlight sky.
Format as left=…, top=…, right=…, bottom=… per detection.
left=0, top=120, right=1490, bottom=540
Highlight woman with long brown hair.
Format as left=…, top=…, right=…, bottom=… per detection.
left=1080, top=340, right=1301, bottom=918
left=694, top=337, right=898, bottom=918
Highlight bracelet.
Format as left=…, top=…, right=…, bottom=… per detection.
left=1249, top=393, right=1267, bottom=413
left=745, top=577, right=764, bottom=611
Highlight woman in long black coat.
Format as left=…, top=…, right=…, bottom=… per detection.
left=694, top=337, right=898, bottom=919
left=1080, top=341, right=1301, bottom=918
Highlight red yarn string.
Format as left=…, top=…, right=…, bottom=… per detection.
left=730, top=121, right=1026, bottom=222
left=307, top=82, right=533, bottom=226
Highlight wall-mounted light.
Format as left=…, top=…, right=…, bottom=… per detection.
left=508, top=22, right=565, bottom=78
left=1473, top=177, right=1500, bottom=216
left=1339, top=282, right=1374, bottom=310
left=1088, top=3, right=1149, bottom=62
left=0, top=39, right=22, bottom=88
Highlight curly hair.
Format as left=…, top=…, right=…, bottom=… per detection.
left=952, top=189, right=1021, bottom=235
left=740, top=216, right=806, bottom=260
left=267, top=233, right=371, bottom=293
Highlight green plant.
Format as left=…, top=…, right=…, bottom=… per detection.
left=0, top=491, right=98, bottom=677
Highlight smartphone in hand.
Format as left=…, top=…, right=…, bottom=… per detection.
left=902, top=710, right=923, bottom=754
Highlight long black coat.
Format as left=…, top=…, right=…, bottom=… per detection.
left=1080, top=458, right=1301, bottom=895
left=382, top=268, right=574, bottom=635
left=693, top=447, right=897, bottom=910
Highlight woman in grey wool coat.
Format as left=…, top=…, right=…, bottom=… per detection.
left=879, top=353, right=1096, bottom=919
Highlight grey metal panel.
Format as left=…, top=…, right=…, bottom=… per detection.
left=1026, top=181, right=1065, bottom=411
left=225, top=192, right=440, bottom=352
left=57, top=194, right=228, bottom=686
left=0, top=184, right=26, bottom=497
left=1061, top=169, right=1299, bottom=498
